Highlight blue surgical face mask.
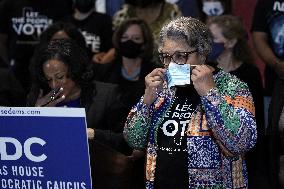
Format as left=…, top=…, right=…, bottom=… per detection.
left=207, top=42, right=225, bottom=62
left=202, top=1, right=224, bottom=16
left=166, top=62, right=191, bottom=88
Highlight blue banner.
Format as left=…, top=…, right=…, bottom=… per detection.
left=0, top=107, right=91, bottom=189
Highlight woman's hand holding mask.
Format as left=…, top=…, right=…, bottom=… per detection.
left=35, top=87, right=65, bottom=107
left=144, top=68, right=166, bottom=105
left=191, top=65, right=216, bottom=96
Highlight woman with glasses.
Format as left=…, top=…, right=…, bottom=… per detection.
left=124, top=17, right=257, bottom=189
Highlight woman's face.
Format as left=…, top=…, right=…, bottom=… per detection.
left=121, top=24, right=144, bottom=44
left=209, top=23, right=233, bottom=49
left=202, top=0, right=224, bottom=18
left=51, top=30, right=69, bottom=40
left=119, top=24, right=145, bottom=59
left=159, top=38, right=201, bottom=67
left=209, top=23, right=226, bottom=43
left=43, top=59, right=79, bottom=100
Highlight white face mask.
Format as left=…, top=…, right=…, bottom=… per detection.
left=166, top=62, right=191, bottom=88
left=202, top=1, right=224, bottom=16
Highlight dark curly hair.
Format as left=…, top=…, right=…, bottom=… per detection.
left=27, top=38, right=94, bottom=107
left=39, top=21, right=87, bottom=50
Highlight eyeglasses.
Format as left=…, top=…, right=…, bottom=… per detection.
left=158, top=50, right=197, bottom=66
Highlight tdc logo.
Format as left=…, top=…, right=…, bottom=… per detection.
left=0, top=137, right=47, bottom=162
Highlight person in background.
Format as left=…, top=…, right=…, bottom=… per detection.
left=95, top=0, right=181, bottom=65
left=94, top=18, right=155, bottom=121
left=166, top=0, right=199, bottom=18
left=95, top=0, right=125, bottom=17
left=94, top=17, right=155, bottom=189
left=39, top=21, right=87, bottom=51
left=28, top=39, right=123, bottom=133
left=27, top=38, right=131, bottom=189
left=197, top=0, right=231, bottom=23
left=252, top=1, right=284, bottom=187
left=0, top=56, right=25, bottom=106
left=124, top=17, right=257, bottom=189
left=0, top=0, right=72, bottom=94
left=208, top=14, right=268, bottom=189
left=65, top=0, right=113, bottom=64
left=252, top=0, right=284, bottom=129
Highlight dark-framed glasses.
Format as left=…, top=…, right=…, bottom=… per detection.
left=158, top=50, right=197, bottom=66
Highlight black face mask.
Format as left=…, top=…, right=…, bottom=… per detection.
left=119, top=40, right=143, bottom=59
left=207, top=42, right=225, bottom=62
left=74, top=0, right=95, bottom=13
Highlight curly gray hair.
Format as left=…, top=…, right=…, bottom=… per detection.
left=159, top=17, right=212, bottom=59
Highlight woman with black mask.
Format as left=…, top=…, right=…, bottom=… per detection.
left=93, top=18, right=155, bottom=189
left=94, top=0, right=181, bottom=65
left=208, top=15, right=268, bottom=189
left=94, top=18, right=155, bottom=119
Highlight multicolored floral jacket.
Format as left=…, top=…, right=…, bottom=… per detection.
left=123, top=70, right=257, bottom=189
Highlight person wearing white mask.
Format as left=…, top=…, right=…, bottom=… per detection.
left=197, top=0, right=231, bottom=23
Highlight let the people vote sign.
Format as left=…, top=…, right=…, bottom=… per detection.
left=0, top=107, right=91, bottom=189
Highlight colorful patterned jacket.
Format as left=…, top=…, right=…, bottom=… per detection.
left=124, top=70, right=257, bottom=189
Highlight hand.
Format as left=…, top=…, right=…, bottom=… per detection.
left=191, top=65, right=215, bottom=96
left=128, top=150, right=145, bottom=161
left=92, top=52, right=106, bottom=63
left=92, top=49, right=115, bottom=64
left=144, top=68, right=166, bottom=105
left=35, top=88, right=65, bottom=107
left=87, top=128, right=95, bottom=140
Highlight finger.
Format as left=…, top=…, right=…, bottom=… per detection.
left=151, top=75, right=164, bottom=82
left=193, top=65, right=205, bottom=72
left=42, top=87, right=63, bottom=106
left=191, top=67, right=201, bottom=76
left=148, top=80, right=163, bottom=87
left=191, top=74, right=197, bottom=82
left=38, top=89, right=43, bottom=98
left=49, top=95, right=65, bottom=107
left=53, top=87, right=64, bottom=99
left=148, top=68, right=166, bottom=77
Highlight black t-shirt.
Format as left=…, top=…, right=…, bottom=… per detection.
left=155, top=85, right=200, bottom=189
left=251, top=0, right=284, bottom=94
left=0, top=0, right=71, bottom=90
left=66, top=11, right=113, bottom=54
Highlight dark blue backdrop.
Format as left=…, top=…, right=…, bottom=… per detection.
left=0, top=108, right=91, bottom=189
